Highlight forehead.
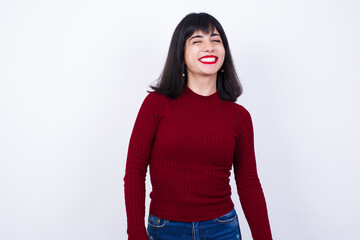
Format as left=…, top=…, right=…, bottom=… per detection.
left=189, top=28, right=220, bottom=37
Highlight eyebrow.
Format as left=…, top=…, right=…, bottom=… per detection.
left=189, top=33, right=221, bottom=41
left=189, top=35, right=203, bottom=41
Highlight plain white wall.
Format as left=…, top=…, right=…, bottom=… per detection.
left=1, top=0, right=359, bottom=239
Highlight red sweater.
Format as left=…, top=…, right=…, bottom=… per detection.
left=124, top=85, right=273, bottom=240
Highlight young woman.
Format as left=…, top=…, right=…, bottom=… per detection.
left=124, top=12, right=273, bottom=240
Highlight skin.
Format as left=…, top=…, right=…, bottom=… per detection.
left=184, top=28, right=225, bottom=96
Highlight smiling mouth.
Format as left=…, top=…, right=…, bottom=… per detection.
left=199, top=55, right=218, bottom=64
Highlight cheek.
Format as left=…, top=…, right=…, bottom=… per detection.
left=184, top=47, right=191, bottom=63
left=184, top=49, right=197, bottom=65
left=184, top=53, right=191, bottom=66
left=219, top=48, right=225, bottom=63
left=219, top=46, right=225, bottom=57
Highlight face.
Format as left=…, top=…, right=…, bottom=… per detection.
left=184, top=28, right=225, bottom=79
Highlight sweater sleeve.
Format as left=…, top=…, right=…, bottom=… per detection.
left=123, top=92, right=162, bottom=240
left=233, top=107, right=273, bottom=240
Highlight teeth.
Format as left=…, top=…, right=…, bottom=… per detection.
left=200, top=57, right=216, bottom=62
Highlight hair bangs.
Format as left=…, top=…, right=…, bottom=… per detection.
left=183, top=14, right=218, bottom=40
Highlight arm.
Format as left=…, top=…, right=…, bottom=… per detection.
left=123, top=92, right=161, bottom=240
left=233, top=108, right=273, bottom=240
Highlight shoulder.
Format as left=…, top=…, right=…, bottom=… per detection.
left=144, top=90, right=168, bottom=102
left=225, top=101, right=252, bottom=120
left=141, top=90, right=166, bottom=105
left=139, top=90, right=168, bottom=115
left=225, top=101, right=253, bottom=133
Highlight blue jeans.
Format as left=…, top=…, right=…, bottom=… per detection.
left=147, top=208, right=242, bottom=240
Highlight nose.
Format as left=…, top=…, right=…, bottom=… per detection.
left=202, top=40, right=215, bottom=52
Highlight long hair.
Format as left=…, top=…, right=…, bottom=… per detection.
left=149, top=12, right=243, bottom=102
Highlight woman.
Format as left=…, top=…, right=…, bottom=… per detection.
left=124, top=12, right=273, bottom=240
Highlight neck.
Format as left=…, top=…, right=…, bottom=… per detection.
left=186, top=73, right=217, bottom=96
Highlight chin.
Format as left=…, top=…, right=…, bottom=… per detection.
left=201, top=72, right=219, bottom=77
left=203, top=69, right=220, bottom=75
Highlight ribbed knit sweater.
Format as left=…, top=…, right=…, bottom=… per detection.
left=123, top=85, right=273, bottom=240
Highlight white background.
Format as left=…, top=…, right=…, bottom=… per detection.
left=1, top=0, right=359, bottom=239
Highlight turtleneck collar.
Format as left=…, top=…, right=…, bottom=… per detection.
left=182, top=85, right=220, bottom=102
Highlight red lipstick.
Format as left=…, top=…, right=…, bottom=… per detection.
left=199, top=55, right=218, bottom=64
